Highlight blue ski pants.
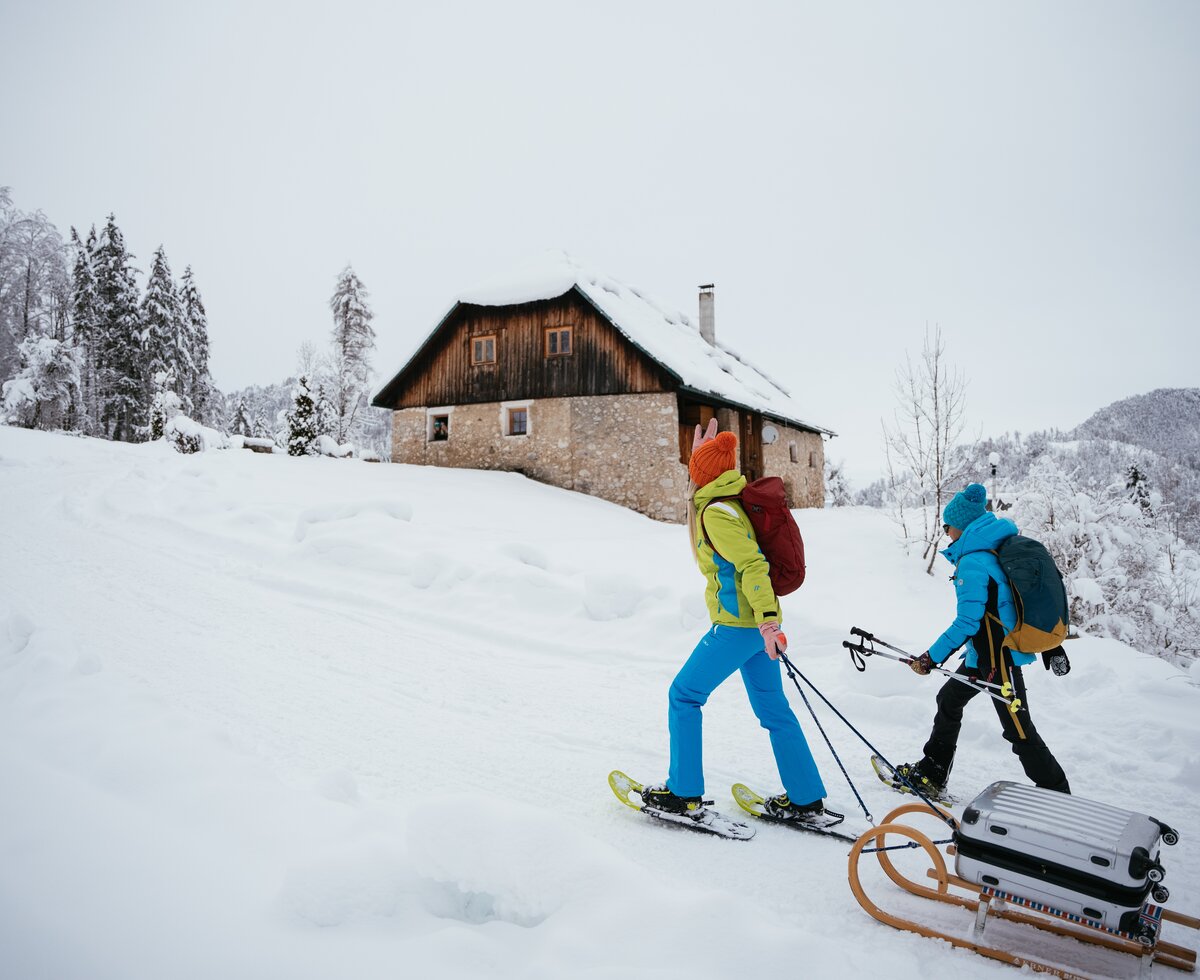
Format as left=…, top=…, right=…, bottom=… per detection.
left=667, top=624, right=827, bottom=805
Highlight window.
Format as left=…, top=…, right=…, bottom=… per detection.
left=507, top=407, right=528, bottom=436
left=809, top=451, right=816, bottom=468
left=471, top=335, right=496, bottom=364
left=430, top=414, right=449, bottom=442
left=545, top=325, right=573, bottom=357
left=789, top=442, right=799, bottom=463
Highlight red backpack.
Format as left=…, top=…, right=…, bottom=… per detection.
left=699, top=476, right=806, bottom=595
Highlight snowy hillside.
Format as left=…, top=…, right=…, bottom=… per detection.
left=1070, top=388, right=1200, bottom=464
left=2, top=427, right=1199, bottom=980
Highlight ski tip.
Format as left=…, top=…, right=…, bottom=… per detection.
left=731, top=783, right=766, bottom=817
left=608, top=770, right=644, bottom=809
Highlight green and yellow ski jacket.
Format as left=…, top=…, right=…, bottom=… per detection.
left=693, top=471, right=781, bottom=628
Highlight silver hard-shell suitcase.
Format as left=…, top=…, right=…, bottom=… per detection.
left=954, top=781, right=1178, bottom=942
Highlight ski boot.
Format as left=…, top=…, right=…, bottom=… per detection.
left=762, top=793, right=845, bottom=829
left=891, top=759, right=950, bottom=800
left=640, top=783, right=711, bottom=818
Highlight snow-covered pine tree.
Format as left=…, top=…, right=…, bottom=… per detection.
left=314, top=379, right=336, bottom=442
left=93, top=214, right=145, bottom=441
left=232, top=400, right=251, bottom=437
left=327, top=265, right=375, bottom=443
left=1127, top=464, right=1153, bottom=515
left=141, top=246, right=185, bottom=414
left=69, top=226, right=102, bottom=432
left=286, top=374, right=320, bottom=456
left=179, top=265, right=212, bottom=424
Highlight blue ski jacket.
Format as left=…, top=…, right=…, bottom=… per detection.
left=928, top=511, right=1036, bottom=669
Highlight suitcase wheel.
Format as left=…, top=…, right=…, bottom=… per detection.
left=1153, top=819, right=1180, bottom=846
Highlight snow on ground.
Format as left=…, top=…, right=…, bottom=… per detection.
left=1, top=426, right=1198, bottom=980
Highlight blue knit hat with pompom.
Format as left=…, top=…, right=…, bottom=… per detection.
left=943, top=483, right=988, bottom=530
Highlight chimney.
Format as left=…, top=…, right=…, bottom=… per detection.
left=698, top=283, right=715, bottom=345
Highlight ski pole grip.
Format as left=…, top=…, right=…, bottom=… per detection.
left=850, top=627, right=874, bottom=641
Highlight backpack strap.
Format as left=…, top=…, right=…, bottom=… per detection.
left=697, top=496, right=742, bottom=557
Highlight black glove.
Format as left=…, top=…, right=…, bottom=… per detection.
left=1041, top=647, right=1070, bottom=676
left=909, top=651, right=934, bottom=676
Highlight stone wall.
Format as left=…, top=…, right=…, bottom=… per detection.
left=390, top=394, right=825, bottom=521
left=710, top=409, right=826, bottom=508
left=391, top=392, right=690, bottom=522
left=764, top=423, right=826, bottom=508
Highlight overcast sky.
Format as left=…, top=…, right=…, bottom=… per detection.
left=4, top=0, right=1197, bottom=484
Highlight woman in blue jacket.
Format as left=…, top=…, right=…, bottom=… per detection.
left=896, top=483, right=1070, bottom=798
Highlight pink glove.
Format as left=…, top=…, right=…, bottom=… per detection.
left=759, top=620, right=788, bottom=660
left=692, top=418, right=719, bottom=452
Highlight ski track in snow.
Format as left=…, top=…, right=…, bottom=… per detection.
left=1, top=426, right=1198, bottom=980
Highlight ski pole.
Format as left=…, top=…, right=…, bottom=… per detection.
left=777, top=652, right=957, bottom=831
left=844, top=628, right=1022, bottom=713
left=847, top=637, right=1019, bottom=707
left=844, top=635, right=1014, bottom=697
left=849, top=626, right=1014, bottom=688
left=776, top=651, right=873, bottom=825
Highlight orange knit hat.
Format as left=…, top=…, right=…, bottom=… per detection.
left=689, top=430, right=738, bottom=486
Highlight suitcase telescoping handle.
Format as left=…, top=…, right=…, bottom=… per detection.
left=844, top=627, right=1023, bottom=714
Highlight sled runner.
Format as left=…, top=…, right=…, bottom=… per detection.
left=848, top=796, right=1199, bottom=978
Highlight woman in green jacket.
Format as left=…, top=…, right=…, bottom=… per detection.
left=641, top=422, right=841, bottom=828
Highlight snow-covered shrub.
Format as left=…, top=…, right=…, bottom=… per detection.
left=149, top=370, right=183, bottom=441
left=824, top=459, right=853, bottom=507
left=315, top=434, right=353, bottom=458
left=1, top=335, right=81, bottom=430
left=171, top=427, right=202, bottom=454
left=1012, top=452, right=1200, bottom=664
left=164, top=414, right=229, bottom=454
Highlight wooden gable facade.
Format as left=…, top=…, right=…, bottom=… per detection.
left=377, top=288, right=675, bottom=406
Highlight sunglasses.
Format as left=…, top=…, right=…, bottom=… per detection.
left=943, top=524, right=952, bottom=534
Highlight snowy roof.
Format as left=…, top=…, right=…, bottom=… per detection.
left=376, top=251, right=834, bottom=436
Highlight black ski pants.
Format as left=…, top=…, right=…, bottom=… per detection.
left=921, top=603, right=1070, bottom=794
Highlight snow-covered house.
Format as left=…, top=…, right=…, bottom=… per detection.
left=372, top=253, right=834, bottom=522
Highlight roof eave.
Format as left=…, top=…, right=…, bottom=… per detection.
left=674, top=384, right=836, bottom=438
left=371, top=301, right=465, bottom=408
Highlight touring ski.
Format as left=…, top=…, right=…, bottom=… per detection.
left=608, top=770, right=754, bottom=841
left=870, top=754, right=956, bottom=805
left=730, top=783, right=859, bottom=843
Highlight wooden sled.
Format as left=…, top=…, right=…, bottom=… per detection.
left=848, top=802, right=1200, bottom=978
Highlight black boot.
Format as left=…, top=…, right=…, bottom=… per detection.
left=641, top=783, right=708, bottom=817
left=762, top=793, right=845, bottom=828
left=892, top=759, right=949, bottom=798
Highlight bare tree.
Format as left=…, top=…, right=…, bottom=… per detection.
left=0, top=193, right=69, bottom=381
left=883, top=326, right=972, bottom=573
